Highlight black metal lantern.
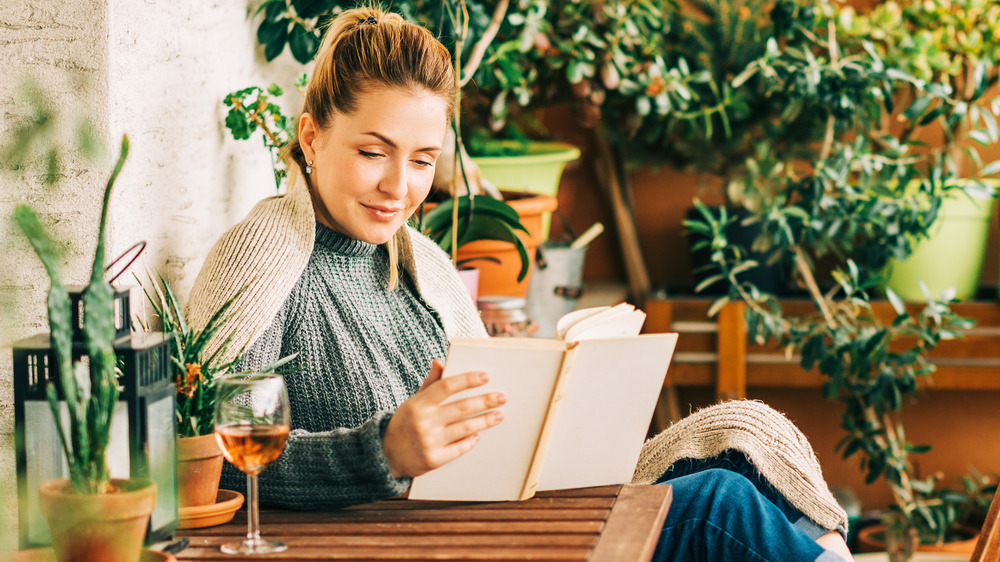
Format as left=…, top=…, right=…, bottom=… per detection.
left=12, top=286, right=178, bottom=549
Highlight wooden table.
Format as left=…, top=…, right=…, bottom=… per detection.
left=174, top=484, right=671, bottom=561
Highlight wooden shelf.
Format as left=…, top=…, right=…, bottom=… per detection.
left=644, top=297, right=1000, bottom=400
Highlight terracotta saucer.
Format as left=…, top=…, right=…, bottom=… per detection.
left=8, top=548, right=176, bottom=561
left=177, top=489, right=244, bottom=529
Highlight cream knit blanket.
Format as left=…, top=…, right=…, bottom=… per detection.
left=633, top=399, right=849, bottom=533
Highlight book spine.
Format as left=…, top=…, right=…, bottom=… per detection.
left=518, top=344, right=580, bottom=500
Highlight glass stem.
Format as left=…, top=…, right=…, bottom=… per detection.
left=246, top=473, right=260, bottom=544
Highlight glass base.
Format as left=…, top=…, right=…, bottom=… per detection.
left=220, top=538, right=287, bottom=555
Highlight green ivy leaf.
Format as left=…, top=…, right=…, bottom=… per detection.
left=969, top=130, right=991, bottom=146
left=257, top=19, right=286, bottom=48
left=980, top=160, right=1000, bottom=178
left=902, top=96, right=933, bottom=121
left=259, top=0, right=285, bottom=22
left=225, top=108, right=254, bottom=140
left=259, top=21, right=289, bottom=61
left=972, top=61, right=988, bottom=101
left=292, top=0, right=323, bottom=18
left=289, top=23, right=320, bottom=64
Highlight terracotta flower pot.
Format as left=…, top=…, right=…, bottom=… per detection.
left=856, top=524, right=980, bottom=555
left=38, top=478, right=157, bottom=562
left=177, top=433, right=224, bottom=508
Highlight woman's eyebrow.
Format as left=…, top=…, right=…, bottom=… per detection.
left=362, top=131, right=397, bottom=147
left=362, top=131, right=440, bottom=153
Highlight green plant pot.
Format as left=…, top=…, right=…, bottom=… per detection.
left=472, top=142, right=580, bottom=240
left=885, top=183, right=997, bottom=302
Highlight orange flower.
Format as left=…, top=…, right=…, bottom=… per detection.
left=177, top=363, right=204, bottom=398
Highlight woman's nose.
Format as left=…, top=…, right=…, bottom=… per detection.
left=380, top=161, right=408, bottom=199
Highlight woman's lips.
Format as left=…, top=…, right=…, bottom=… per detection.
left=363, top=204, right=405, bottom=220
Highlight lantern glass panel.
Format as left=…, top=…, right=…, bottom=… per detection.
left=22, top=401, right=66, bottom=545
left=148, top=394, right=177, bottom=530
left=106, top=402, right=131, bottom=479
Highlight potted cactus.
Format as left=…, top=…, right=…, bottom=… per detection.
left=10, top=125, right=157, bottom=562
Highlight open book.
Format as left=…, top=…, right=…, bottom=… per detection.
left=408, top=303, right=678, bottom=501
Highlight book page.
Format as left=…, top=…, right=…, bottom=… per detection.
left=408, top=338, right=567, bottom=501
left=555, top=306, right=610, bottom=340
left=535, top=333, right=678, bottom=491
left=561, top=302, right=646, bottom=342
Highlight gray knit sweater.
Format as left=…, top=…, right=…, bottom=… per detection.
left=222, top=223, right=452, bottom=509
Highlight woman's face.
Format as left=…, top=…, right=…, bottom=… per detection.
left=299, top=87, right=448, bottom=245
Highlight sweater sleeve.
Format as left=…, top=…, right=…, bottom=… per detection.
left=221, top=308, right=411, bottom=510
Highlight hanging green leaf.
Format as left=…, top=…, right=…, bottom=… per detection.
left=902, top=96, right=933, bottom=121
left=289, top=23, right=320, bottom=64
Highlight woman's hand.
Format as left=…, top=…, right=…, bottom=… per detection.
left=384, top=359, right=506, bottom=479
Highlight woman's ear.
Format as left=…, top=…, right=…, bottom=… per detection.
left=299, top=113, right=318, bottom=162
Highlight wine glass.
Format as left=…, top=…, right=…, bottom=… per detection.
left=214, top=373, right=291, bottom=555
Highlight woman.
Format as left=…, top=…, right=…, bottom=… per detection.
left=187, top=7, right=852, bottom=561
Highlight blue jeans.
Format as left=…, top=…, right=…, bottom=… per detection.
left=652, top=450, right=845, bottom=562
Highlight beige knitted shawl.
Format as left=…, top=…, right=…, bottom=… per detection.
left=184, top=178, right=486, bottom=365
left=632, top=399, right=848, bottom=532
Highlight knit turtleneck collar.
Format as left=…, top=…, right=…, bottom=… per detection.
left=315, top=222, right=378, bottom=257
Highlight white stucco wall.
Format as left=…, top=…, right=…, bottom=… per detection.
left=1, top=0, right=303, bottom=552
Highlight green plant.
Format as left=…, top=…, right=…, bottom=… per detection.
left=223, top=79, right=302, bottom=191
left=139, top=273, right=241, bottom=437
left=485, top=0, right=696, bottom=132
left=684, top=7, right=987, bottom=556
left=139, top=272, right=298, bottom=437
left=615, top=0, right=837, bottom=206
left=417, top=195, right=530, bottom=280
left=6, top=98, right=129, bottom=494
left=840, top=0, right=1000, bottom=182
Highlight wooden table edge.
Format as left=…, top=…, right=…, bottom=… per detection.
left=589, top=484, right=671, bottom=562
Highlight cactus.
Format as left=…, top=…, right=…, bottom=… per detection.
left=14, top=136, right=130, bottom=494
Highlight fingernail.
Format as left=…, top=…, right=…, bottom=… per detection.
left=492, top=410, right=504, bottom=423
left=493, top=393, right=507, bottom=406
left=478, top=372, right=489, bottom=383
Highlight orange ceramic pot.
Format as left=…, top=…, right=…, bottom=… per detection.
left=176, top=433, right=224, bottom=507
left=38, top=478, right=156, bottom=562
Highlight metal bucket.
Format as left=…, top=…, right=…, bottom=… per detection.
left=525, top=244, right=587, bottom=338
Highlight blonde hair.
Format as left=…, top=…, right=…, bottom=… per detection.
left=282, top=6, right=456, bottom=289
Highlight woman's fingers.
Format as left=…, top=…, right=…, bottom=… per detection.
left=416, top=359, right=445, bottom=393
left=432, top=432, right=483, bottom=467
left=439, top=391, right=506, bottom=423
left=423, top=370, right=490, bottom=404
left=384, top=368, right=505, bottom=479
left=439, top=408, right=504, bottom=445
